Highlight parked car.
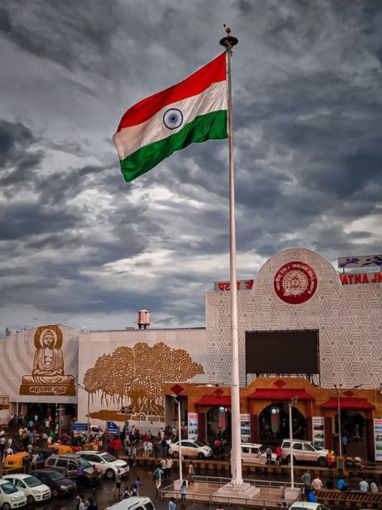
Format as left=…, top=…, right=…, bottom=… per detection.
left=281, top=439, right=330, bottom=466
left=3, top=474, right=51, bottom=505
left=0, top=479, right=26, bottom=509
left=289, top=503, right=329, bottom=510
left=106, top=496, right=155, bottom=510
left=29, top=469, right=77, bottom=497
left=241, top=443, right=277, bottom=464
left=168, top=440, right=212, bottom=459
left=75, top=451, right=129, bottom=479
left=45, top=454, right=98, bottom=480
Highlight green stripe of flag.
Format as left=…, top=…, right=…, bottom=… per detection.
left=120, top=110, right=227, bottom=182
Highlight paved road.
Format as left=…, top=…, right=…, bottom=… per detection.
left=21, top=464, right=211, bottom=510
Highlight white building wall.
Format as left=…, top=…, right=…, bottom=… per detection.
left=206, top=248, right=382, bottom=388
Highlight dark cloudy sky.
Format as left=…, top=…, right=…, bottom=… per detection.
left=1, top=0, right=381, bottom=332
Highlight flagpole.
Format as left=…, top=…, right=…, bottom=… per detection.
left=220, top=26, right=243, bottom=488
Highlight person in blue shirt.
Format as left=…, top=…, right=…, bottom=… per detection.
left=168, top=497, right=176, bottom=510
left=337, top=476, right=348, bottom=491
left=307, top=489, right=318, bottom=502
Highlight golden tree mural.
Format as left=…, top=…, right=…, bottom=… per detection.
left=83, top=342, right=204, bottom=416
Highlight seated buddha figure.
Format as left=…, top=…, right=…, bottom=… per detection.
left=22, top=329, right=74, bottom=385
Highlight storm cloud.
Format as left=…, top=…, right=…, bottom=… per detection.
left=0, top=0, right=381, bottom=332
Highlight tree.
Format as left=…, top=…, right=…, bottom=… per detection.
left=83, top=342, right=204, bottom=416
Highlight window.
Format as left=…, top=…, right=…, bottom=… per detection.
left=303, top=444, right=315, bottom=452
left=69, top=463, right=77, bottom=470
left=15, top=480, right=25, bottom=488
left=47, top=458, right=55, bottom=465
left=293, top=443, right=303, bottom=450
left=242, top=447, right=249, bottom=454
left=57, top=460, right=67, bottom=467
left=145, top=503, right=154, bottom=510
left=283, top=441, right=290, bottom=449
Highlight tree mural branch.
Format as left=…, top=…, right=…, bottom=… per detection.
left=83, top=342, right=204, bottom=417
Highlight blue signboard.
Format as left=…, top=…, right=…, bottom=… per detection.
left=72, top=423, right=88, bottom=432
left=107, top=421, right=120, bottom=436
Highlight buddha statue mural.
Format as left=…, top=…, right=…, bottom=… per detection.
left=20, top=325, right=75, bottom=396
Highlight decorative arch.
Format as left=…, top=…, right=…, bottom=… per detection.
left=258, top=402, right=307, bottom=443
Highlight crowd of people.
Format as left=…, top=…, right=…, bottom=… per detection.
left=301, top=470, right=381, bottom=502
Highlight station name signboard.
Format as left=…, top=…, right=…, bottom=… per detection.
left=338, top=254, right=382, bottom=269
left=340, top=272, right=382, bottom=285
left=214, top=280, right=254, bottom=291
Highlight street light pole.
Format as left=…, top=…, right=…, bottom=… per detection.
left=334, top=384, right=342, bottom=457
left=288, top=397, right=298, bottom=490
left=177, top=398, right=183, bottom=482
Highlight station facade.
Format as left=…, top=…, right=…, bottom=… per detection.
left=1, top=248, right=381, bottom=459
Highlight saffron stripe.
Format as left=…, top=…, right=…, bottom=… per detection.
left=116, top=53, right=226, bottom=130
left=113, top=81, right=227, bottom=160
left=119, top=110, right=227, bottom=182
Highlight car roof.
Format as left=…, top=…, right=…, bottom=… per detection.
left=31, top=468, right=57, bottom=473
left=50, top=454, right=78, bottom=459
left=106, top=497, right=152, bottom=510
left=76, top=450, right=102, bottom=454
left=241, top=443, right=263, bottom=448
left=289, top=503, right=322, bottom=509
left=282, top=439, right=313, bottom=444
left=3, top=474, right=31, bottom=480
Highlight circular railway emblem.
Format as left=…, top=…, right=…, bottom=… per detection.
left=163, top=108, right=183, bottom=130
left=274, top=261, right=318, bottom=304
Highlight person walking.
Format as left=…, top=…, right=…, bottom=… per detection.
left=370, top=480, right=378, bottom=493
left=168, top=497, right=176, bottom=510
left=188, top=461, right=195, bottom=483
left=265, top=446, right=272, bottom=464
left=336, top=475, right=348, bottom=492
left=275, top=445, right=281, bottom=465
left=114, top=469, right=122, bottom=500
left=180, top=480, right=187, bottom=508
left=153, top=466, right=164, bottom=497
left=301, top=471, right=311, bottom=498
left=311, top=474, right=322, bottom=492
left=307, top=489, right=318, bottom=503
left=359, top=477, right=369, bottom=493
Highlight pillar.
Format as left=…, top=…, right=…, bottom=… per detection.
left=250, top=414, right=258, bottom=443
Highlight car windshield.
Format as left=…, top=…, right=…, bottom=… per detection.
left=49, top=472, right=65, bottom=481
left=194, top=441, right=205, bottom=447
left=78, top=458, right=92, bottom=468
left=1, top=483, right=18, bottom=494
left=24, top=476, right=42, bottom=488
left=100, top=453, right=116, bottom=462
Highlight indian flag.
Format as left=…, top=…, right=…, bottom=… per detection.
left=113, top=53, right=227, bottom=182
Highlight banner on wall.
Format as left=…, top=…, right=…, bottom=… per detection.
left=188, top=413, right=198, bottom=441
left=240, top=413, right=251, bottom=443
left=374, top=418, right=382, bottom=461
left=312, top=416, right=325, bottom=449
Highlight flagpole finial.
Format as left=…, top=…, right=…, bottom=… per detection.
left=220, top=25, right=238, bottom=49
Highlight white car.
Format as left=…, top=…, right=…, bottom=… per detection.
left=168, top=440, right=212, bottom=459
left=0, top=479, right=26, bottom=510
left=76, top=451, right=129, bottom=479
left=3, top=475, right=51, bottom=505
left=241, top=443, right=277, bottom=464
left=289, top=503, right=329, bottom=510
left=106, top=496, right=155, bottom=510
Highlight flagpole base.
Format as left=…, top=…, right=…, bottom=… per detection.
left=213, top=481, right=260, bottom=501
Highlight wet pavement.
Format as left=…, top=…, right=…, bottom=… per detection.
left=24, top=464, right=210, bottom=510
left=7, top=462, right=379, bottom=509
